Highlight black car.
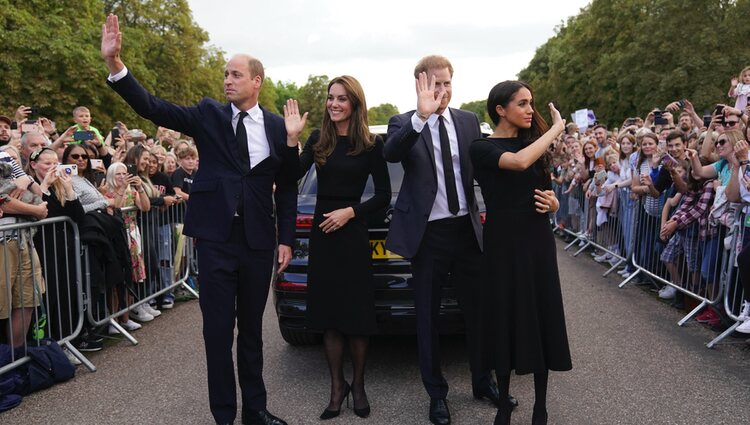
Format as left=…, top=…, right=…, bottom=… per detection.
left=273, top=125, right=487, bottom=345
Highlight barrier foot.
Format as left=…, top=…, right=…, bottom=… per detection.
left=564, top=237, right=580, bottom=251
left=109, top=319, right=138, bottom=346
left=678, top=301, right=707, bottom=327
left=618, top=268, right=640, bottom=288
left=62, top=340, right=96, bottom=372
left=707, top=322, right=740, bottom=349
left=181, top=281, right=199, bottom=299
left=603, top=259, right=624, bottom=277
left=573, top=242, right=591, bottom=257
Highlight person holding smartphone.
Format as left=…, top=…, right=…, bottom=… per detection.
left=470, top=80, right=570, bottom=425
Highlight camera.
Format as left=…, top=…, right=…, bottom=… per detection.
left=56, top=164, right=78, bottom=177
left=73, top=130, right=95, bottom=142
left=654, top=110, right=668, bottom=126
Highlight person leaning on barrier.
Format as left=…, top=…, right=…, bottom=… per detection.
left=28, top=148, right=86, bottom=343
left=0, top=150, right=48, bottom=348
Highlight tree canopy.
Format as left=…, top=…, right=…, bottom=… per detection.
left=516, top=0, right=750, bottom=127
left=0, top=0, right=225, bottom=134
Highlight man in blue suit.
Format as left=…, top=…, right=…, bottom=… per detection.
left=384, top=55, right=514, bottom=425
left=101, top=15, right=300, bottom=425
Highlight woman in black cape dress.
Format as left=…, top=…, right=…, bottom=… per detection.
left=469, top=81, right=571, bottom=425
left=285, top=75, right=390, bottom=420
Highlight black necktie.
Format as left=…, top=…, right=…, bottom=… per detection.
left=438, top=116, right=460, bottom=215
left=236, top=111, right=250, bottom=173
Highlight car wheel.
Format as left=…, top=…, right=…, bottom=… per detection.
left=279, top=326, right=322, bottom=345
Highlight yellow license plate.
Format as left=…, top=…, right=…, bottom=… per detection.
left=370, top=239, right=402, bottom=259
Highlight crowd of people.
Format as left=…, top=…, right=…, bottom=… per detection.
left=550, top=66, right=750, bottom=333
left=0, top=105, right=199, bottom=363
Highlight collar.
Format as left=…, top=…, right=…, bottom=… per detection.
left=231, top=103, right=263, bottom=122
left=427, top=108, right=452, bottom=128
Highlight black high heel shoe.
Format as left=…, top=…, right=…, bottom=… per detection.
left=320, top=382, right=351, bottom=420
left=493, top=399, right=513, bottom=425
left=353, top=396, right=370, bottom=418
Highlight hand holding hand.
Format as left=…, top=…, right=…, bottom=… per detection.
left=283, top=99, right=308, bottom=146
left=320, top=207, right=355, bottom=233
left=534, top=189, right=559, bottom=214
left=415, top=72, right=443, bottom=119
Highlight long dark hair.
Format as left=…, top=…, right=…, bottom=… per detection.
left=313, top=75, right=373, bottom=167
left=486, top=80, right=550, bottom=173
left=62, top=143, right=96, bottom=184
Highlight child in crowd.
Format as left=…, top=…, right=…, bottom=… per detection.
left=659, top=161, right=715, bottom=300
left=72, top=106, right=104, bottom=145
left=728, top=66, right=750, bottom=111
left=170, top=146, right=196, bottom=201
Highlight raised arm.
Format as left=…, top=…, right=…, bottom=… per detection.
left=497, top=103, right=565, bottom=171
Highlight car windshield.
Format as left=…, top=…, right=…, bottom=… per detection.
left=299, top=162, right=405, bottom=195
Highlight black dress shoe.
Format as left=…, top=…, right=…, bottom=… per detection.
left=242, top=409, right=287, bottom=425
left=429, top=398, right=451, bottom=425
left=473, top=384, right=519, bottom=409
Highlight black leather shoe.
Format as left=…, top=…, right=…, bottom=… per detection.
left=429, top=398, right=451, bottom=425
left=473, top=383, right=519, bottom=409
left=242, top=409, right=287, bottom=425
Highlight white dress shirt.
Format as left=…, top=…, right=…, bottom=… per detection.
left=230, top=103, right=270, bottom=168
left=411, top=110, right=469, bottom=221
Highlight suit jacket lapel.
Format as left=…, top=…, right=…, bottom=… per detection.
left=419, top=119, right=437, bottom=180
left=261, top=106, right=278, bottom=160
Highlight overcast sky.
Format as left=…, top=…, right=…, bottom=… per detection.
left=187, top=0, right=591, bottom=113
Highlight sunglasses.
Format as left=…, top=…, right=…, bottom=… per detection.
left=70, top=153, right=89, bottom=160
left=724, top=120, right=740, bottom=127
left=715, top=139, right=728, bottom=147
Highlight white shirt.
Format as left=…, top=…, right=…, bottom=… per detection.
left=109, top=67, right=271, bottom=169
left=230, top=103, right=270, bottom=169
left=411, top=110, right=469, bottom=221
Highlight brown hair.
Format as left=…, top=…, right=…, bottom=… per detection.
left=413, top=55, right=454, bottom=78
left=176, top=146, right=198, bottom=160
left=313, top=76, right=373, bottom=167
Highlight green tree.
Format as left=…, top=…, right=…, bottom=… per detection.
left=259, top=78, right=279, bottom=114
left=367, top=103, right=399, bottom=125
left=273, top=80, right=301, bottom=114
left=0, top=0, right=226, bottom=135
left=459, top=100, right=490, bottom=124
left=297, top=75, right=329, bottom=142
left=517, top=0, right=750, bottom=128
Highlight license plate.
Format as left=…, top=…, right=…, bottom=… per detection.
left=370, top=239, right=402, bottom=259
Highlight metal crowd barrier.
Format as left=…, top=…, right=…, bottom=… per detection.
left=1, top=202, right=198, bottom=380
left=554, top=181, right=749, bottom=348
left=708, top=208, right=750, bottom=348
left=83, top=204, right=197, bottom=346
left=0, top=217, right=93, bottom=375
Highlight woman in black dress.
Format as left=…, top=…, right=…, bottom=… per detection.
left=469, top=81, right=571, bottom=425
left=284, top=76, right=390, bottom=420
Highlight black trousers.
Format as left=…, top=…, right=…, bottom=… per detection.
left=410, top=215, right=489, bottom=399
left=197, top=217, right=274, bottom=424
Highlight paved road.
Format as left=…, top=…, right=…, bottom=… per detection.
left=3, top=240, right=750, bottom=424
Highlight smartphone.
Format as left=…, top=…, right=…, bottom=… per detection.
left=126, top=164, right=138, bottom=176
left=21, top=123, right=35, bottom=133
left=174, top=194, right=182, bottom=201
left=625, top=118, right=635, bottom=126
left=73, top=130, right=94, bottom=142
left=654, top=110, right=668, bottom=126
left=714, top=104, right=725, bottom=116
left=90, top=159, right=104, bottom=169
left=110, top=127, right=120, bottom=141
left=661, top=153, right=678, bottom=167
left=56, top=164, right=78, bottom=177
left=28, top=107, right=39, bottom=118
left=676, top=100, right=685, bottom=109
left=703, top=114, right=712, bottom=128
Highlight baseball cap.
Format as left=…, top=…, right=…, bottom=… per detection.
left=0, top=116, right=11, bottom=126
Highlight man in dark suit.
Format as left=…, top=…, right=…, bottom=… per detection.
left=101, top=15, right=300, bottom=425
left=384, top=55, right=514, bottom=425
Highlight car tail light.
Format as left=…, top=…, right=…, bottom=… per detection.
left=296, top=214, right=313, bottom=229
left=480, top=212, right=486, bottom=225
left=275, top=280, right=307, bottom=292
